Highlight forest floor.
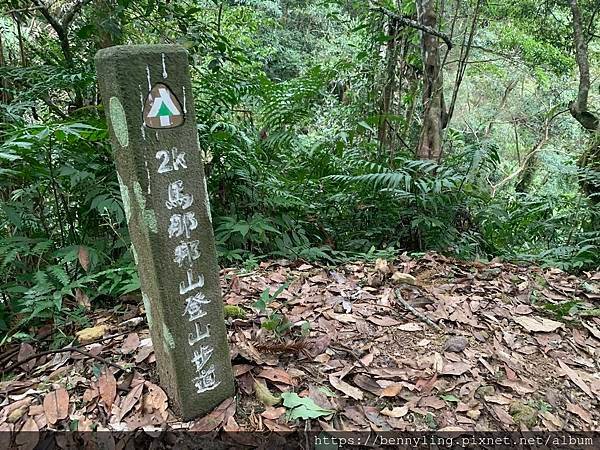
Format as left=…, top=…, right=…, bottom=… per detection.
left=1, top=253, right=600, bottom=448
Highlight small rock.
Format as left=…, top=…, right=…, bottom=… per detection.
left=472, top=330, right=488, bottom=342
left=509, top=402, right=538, bottom=428
left=545, top=389, right=561, bottom=408
left=75, top=325, right=108, bottom=344
left=391, top=272, right=417, bottom=285
left=121, top=317, right=144, bottom=327
left=477, top=268, right=501, bottom=281
left=333, top=303, right=345, bottom=313
left=375, top=258, right=391, bottom=274
left=581, top=282, right=599, bottom=294
left=476, top=385, right=495, bottom=398
left=443, top=336, right=469, bottom=353
left=7, top=406, right=28, bottom=423
left=466, top=409, right=481, bottom=420
left=369, top=273, right=384, bottom=287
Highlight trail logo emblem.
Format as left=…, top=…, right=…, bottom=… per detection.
left=144, top=83, right=184, bottom=129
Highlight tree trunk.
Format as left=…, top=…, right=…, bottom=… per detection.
left=569, top=0, right=598, bottom=132
left=377, top=18, right=399, bottom=153
left=569, top=0, right=600, bottom=202
left=416, top=0, right=447, bottom=161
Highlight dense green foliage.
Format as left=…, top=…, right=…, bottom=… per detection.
left=1, top=0, right=598, bottom=342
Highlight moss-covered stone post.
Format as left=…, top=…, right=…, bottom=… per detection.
left=95, top=45, right=234, bottom=419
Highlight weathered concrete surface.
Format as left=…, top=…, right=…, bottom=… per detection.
left=96, top=45, right=234, bottom=419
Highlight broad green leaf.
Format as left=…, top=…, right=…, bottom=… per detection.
left=281, top=392, right=333, bottom=420
left=440, top=394, right=460, bottom=403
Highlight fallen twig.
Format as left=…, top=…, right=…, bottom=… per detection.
left=395, top=289, right=443, bottom=331
left=2, top=333, right=131, bottom=375
left=0, top=329, right=134, bottom=368
left=329, top=344, right=370, bottom=371
left=255, top=339, right=307, bottom=354
left=0, top=330, right=54, bottom=367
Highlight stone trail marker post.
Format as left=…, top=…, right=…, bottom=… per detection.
left=95, top=45, right=234, bottom=419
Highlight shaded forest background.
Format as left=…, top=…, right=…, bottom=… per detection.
left=0, top=0, right=599, bottom=344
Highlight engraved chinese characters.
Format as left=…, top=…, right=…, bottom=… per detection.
left=158, top=149, right=220, bottom=394
left=95, top=45, right=234, bottom=419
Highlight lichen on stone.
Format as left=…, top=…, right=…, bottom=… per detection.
left=131, top=243, right=139, bottom=264
left=133, top=181, right=158, bottom=233
left=117, top=172, right=132, bottom=223
left=142, top=292, right=153, bottom=328
left=162, top=323, right=176, bottom=353
left=109, top=97, right=129, bottom=148
left=202, top=176, right=213, bottom=224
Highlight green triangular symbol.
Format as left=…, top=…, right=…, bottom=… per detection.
left=158, top=101, right=172, bottom=117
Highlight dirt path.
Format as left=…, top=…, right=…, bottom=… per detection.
left=1, top=253, right=599, bottom=447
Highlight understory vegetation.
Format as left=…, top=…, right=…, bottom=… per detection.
left=0, top=0, right=599, bottom=342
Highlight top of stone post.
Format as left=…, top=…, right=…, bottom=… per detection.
left=95, top=44, right=188, bottom=62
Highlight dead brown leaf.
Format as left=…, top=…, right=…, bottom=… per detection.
left=391, top=272, right=417, bottom=285
left=440, top=361, right=471, bottom=376
left=558, top=360, right=593, bottom=398
left=135, top=345, right=154, bottom=363
left=582, top=322, right=600, bottom=340
left=566, top=402, right=592, bottom=424
left=98, top=368, right=117, bottom=410
left=43, top=388, right=69, bottom=425
left=329, top=375, right=364, bottom=400
left=398, top=322, right=422, bottom=332
left=380, top=384, right=403, bottom=398
left=497, top=379, right=536, bottom=395
left=261, top=406, right=286, bottom=420
left=232, top=364, right=254, bottom=377
left=121, top=333, right=140, bottom=355
left=7, top=404, right=29, bottom=424
left=352, top=374, right=382, bottom=396
left=263, top=418, right=293, bottom=432
left=75, top=288, right=91, bottom=309
left=367, top=316, right=401, bottom=327
left=116, top=383, right=143, bottom=422
left=257, top=367, right=294, bottom=385
left=513, top=316, right=563, bottom=333
left=375, top=259, right=391, bottom=274
left=310, top=334, right=331, bottom=356
left=15, top=418, right=39, bottom=450
left=190, top=398, right=235, bottom=432
left=492, top=405, right=515, bottom=425
left=328, top=312, right=356, bottom=324
left=16, top=343, right=36, bottom=374
left=419, top=396, right=446, bottom=409
left=381, top=406, right=409, bottom=418
left=78, top=246, right=90, bottom=272
left=143, top=382, right=168, bottom=415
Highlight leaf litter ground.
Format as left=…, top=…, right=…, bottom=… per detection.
left=1, top=253, right=600, bottom=447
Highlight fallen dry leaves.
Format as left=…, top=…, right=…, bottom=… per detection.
left=98, top=367, right=117, bottom=410
left=42, top=389, right=69, bottom=425
left=0, top=252, right=598, bottom=443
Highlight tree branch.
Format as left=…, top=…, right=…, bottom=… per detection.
left=370, top=4, right=453, bottom=50
left=31, top=0, right=72, bottom=64
left=62, top=0, right=94, bottom=29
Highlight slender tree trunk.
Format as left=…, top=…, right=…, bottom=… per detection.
left=378, top=18, right=399, bottom=153
left=95, top=0, right=124, bottom=49
left=0, top=28, right=10, bottom=106
left=569, top=0, right=598, bottom=131
left=569, top=0, right=600, bottom=202
left=416, top=0, right=447, bottom=161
